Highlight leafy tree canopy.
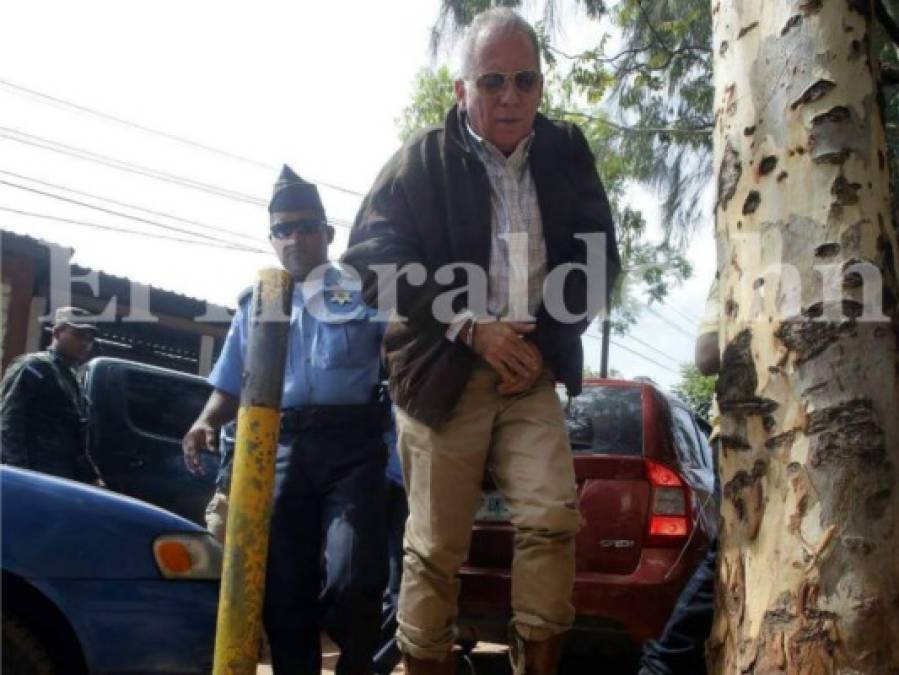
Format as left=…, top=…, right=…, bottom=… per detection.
left=671, top=363, right=716, bottom=419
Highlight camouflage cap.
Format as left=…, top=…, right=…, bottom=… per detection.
left=53, top=306, right=98, bottom=332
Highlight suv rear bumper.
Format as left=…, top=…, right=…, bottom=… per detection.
left=458, top=545, right=708, bottom=647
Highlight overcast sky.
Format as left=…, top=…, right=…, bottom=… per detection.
left=0, top=0, right=716, bottom=390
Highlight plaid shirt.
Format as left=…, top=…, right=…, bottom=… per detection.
left=468, top=124, right=547, bottom=319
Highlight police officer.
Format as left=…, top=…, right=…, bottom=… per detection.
left=0, top=306, right=104, bottom=485
left=182, top=166, right=388, bottom=675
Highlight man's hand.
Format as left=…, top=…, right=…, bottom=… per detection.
left=472, top=321, right=541, bottom=386
left=496, top=340, right=544, bottom=396
left=182, top=420, right=219, bottom=476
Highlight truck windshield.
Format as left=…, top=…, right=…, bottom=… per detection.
left=561, top=386, right=643, bottom=456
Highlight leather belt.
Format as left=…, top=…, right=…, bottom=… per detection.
left=279, top=404, right=382, bottom=434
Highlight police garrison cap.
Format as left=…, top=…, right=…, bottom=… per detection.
left=269, top=164, right=326, bottom=225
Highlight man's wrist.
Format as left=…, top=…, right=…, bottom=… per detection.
left=461, top=318, right=476, bottom=350
left=446, top=309, right=476, bottom=344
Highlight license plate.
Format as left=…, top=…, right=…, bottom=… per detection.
left=475, top=490, right=511, bottom=522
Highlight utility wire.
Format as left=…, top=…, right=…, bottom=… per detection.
left=0, top=128, right=353, bottom=229
left=0, top=205, right=271, bottom=254
left=663, top=302, right=701, bottom=327
left=611, top=338, right=680, bottom=375
left=0, top=179, right=269, bottom=252
left=0, top=126, right=267, bottom=206
left=618, top=329, right=682, bottom=366
left=0, top=77, right=365, bottom=197
left=0, top=168, right=263, bottom=244
left=583, top=331, right=680, bottom=375
left=645, top=304, right=696, bottom=339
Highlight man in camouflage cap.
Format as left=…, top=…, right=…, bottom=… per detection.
left=1, top=306, right=104, bottom=485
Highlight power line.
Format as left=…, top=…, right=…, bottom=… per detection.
left=0, top=168, right=263, bottom=244
left=610, top=339, right=680, bottom=375
left=0, top=205, right=272, bottom=254
left=0, top=128, right=354, bottom=229
left=619, top=329, right=682, bottom=365
left=645, top=304, right=696, bottom=340
left=0, top=77, right=365, bottom=197
left=655, top=301, right=700, bottom=332
left=0, top=126, right=267, bottom=206
left=583, top=331, right=681, bottom=375
left=664, top=302, right=701, bottom=326
left=0, top=179, right=269, bottom=252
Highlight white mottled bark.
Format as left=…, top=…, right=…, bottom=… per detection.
left=709, top=0, right=899, bottom=672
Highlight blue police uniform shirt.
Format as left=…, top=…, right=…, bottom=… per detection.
left=208, top=265, right=385, bottom=407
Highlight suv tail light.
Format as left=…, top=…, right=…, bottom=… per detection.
left=645, top=459, right=691, bottom=546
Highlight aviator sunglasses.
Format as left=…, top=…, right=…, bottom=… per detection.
left=270, top=219, right=326, bottom=240
left=471, top=69, right=542, bottom=95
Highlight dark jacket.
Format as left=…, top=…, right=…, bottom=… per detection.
left=343, top=106, right=620, bottom=427
left=0, top=349, right=100, bottom=483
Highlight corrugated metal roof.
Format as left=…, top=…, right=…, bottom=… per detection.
left=2, top=229, right=233, bottom=318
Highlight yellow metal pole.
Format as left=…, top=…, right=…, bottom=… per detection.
left=213, top=268, right=293, bottom=675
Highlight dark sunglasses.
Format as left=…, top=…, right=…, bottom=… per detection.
left=270, top=220, right=326, bottom=240
left=472, top=70, right=542, bottom=95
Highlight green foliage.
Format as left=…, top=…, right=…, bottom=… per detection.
left=598, top=0, right=713, bottom=244
left=873, top=4, right=899, bottom=229
left=671, top=363, right=716, bottom=418
left=397, top=66, right=457, bottom=141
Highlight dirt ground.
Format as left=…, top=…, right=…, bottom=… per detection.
left=254, top=635, right=638, bottom=674
left=255, top=636, right=510, bottom=674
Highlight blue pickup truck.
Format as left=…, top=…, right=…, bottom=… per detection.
left=82, top=358, right=220, bottom=523
left=2, top=358, right=223, bottom=675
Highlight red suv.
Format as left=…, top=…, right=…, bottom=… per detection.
left=457, top=378, right=717, bottom=658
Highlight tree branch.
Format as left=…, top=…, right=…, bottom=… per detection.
left=636, top=0, right=672, bottom=53
left=558, top=109, right=713, bottom=135
left=548, top=41, right=709, bottom=67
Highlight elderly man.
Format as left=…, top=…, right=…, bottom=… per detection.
left=183, top=166, right=388, bottom=675
left=343, top=8, right=620, bottom=675
left=1, top=306, right=103, bottom=485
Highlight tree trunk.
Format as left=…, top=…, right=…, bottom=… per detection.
left=708, top=1, right=899, bottom=673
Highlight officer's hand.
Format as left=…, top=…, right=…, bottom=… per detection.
left=497, top=342, right=543, bottom=396
left=182, top=421, right=218, bottom=476
left=472, top=321, right=540, bottom=383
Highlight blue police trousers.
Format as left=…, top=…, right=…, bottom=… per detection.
left=638, top=543, right=717, bottom=675
left=262, top=429, right=387, bottom=675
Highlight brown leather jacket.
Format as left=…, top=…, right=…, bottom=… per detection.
left=343, top=106, right=620, bottom=427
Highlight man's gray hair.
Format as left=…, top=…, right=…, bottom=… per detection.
left=459, top=8, right=541, bottom=79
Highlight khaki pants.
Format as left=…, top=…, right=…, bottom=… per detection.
left=396, top=366, right=582, bottom=660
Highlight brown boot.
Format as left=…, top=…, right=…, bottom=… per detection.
left=510, top=631, right=567, bottom=675
left=402, top=653, right=455, bottom=675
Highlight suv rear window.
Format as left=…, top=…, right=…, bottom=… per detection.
left=125, top=369, right=211, bottom=440
left=561, top=386, right=643, bottom=456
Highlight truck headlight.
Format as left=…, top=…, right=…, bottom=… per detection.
left=153, top=533, right=222, bottom=580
